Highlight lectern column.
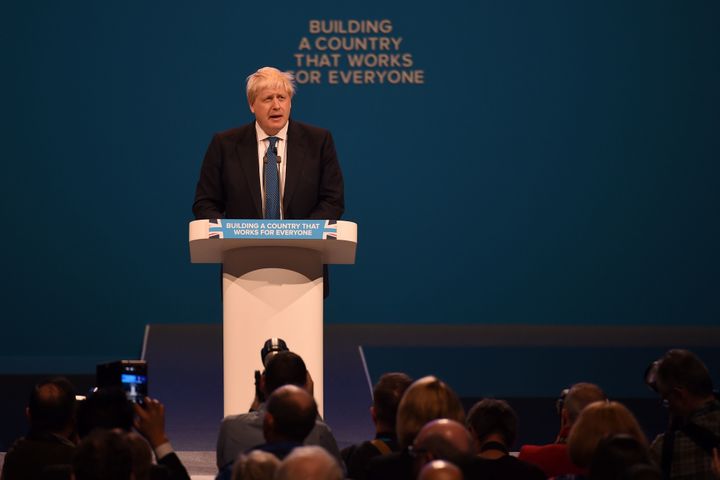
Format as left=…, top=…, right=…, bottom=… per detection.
left=221, top=246, right=324, bottom=416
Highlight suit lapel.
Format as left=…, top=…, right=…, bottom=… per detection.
left=235, top=124, right=262, bottom=217
left=284, top=120, right=305, bottom=214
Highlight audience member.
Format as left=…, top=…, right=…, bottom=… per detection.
left=217, top=384, right=318, bottom=479
left=1, top=377, right=77, bottom=480
left=465, top=398, right=545, bottom=479
left=71, top=386, right=190, bottom=480
left=365, top=375, right=465, bottom=480
left=274, top=445, right=343, bottom=480
left=519, top=382, right=606, bottom=477
left=417, top=460, right=463, bottom=480
left=342, top=372, right=413, bottom=479
left=73, top=387, right=190, bottom=480
left=588, top=433, right=658, bottom=480
left=411, top=419, right=474, bottom=477
left=230, top=450, right=280, bottom=480
left=72, top=429, right=133, bottom=480
left=257, top=384, right=318, bottom=459
left=10, top=349, right=716, bottom=480
left=215, top=351, right=341, bottom=470
left=646, top=349, right=720, bottom=479
left=567, top=401, right=647, bottom=470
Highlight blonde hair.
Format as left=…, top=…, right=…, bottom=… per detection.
left=231, top=450, right=280, bottom=480
left=274, top=446, right=343, bottom=480
left=396, top=376, right=465, bottom=449
left=567, top=400, right=647, bottom=467
left=246, top=67, right=296, bottom=105
left=564, top=383, right=606, bottom=424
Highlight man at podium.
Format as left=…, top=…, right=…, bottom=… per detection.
left=192, top=66, right=344, bottom=222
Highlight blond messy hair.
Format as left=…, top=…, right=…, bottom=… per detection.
left=396, top=376, right=466, bottom=449
left=246, top=67, right=296, bottom=105
left=567, top=400, right=647, bottom=467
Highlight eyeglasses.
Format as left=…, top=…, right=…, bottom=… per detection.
left=556, top=388, right=569, bottom=414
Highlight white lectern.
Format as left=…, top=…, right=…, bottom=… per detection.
left=189, top=219, right=357, bottom=416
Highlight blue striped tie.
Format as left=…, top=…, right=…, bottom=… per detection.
left=264, top=136, right=280, bottom=219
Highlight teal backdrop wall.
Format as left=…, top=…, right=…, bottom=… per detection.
left=2, top=1, right=719, bottom=373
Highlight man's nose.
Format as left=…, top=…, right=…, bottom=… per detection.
left=271, top=98, right=281, bottom=109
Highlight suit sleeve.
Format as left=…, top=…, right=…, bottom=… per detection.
left=192, top=134, right=226, bottom=219
left=156, top=452, right=192, bottom=480
left=307, top=131, right=344, bottom=220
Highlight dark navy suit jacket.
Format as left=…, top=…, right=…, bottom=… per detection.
left=192, top=119, right=344, bottom=221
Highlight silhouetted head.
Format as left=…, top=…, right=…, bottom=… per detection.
left=263, top=351, right=308, bottom=396
left=264, top=384, right=317, bottom=443
left=27, top=377, right=76, bottom=434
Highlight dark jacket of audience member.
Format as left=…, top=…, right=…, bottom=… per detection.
left=465, top=399, right=546, bottom=480
left=342, top=372, right=412, bottom=480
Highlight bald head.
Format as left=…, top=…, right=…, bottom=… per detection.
left=28, top=377, right=76, bottom=434
left=418, top=460, right=463, bottom=480
left=416, top=419, right=474, bottom=456
left=274, top=446, right=343, bottom=480
left=264, top=384, right=317, bottom=443
left=413, top=418, right=474, bottom=472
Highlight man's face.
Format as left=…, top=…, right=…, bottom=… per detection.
left=657, top=382, right=689, bottom=417
left=250, top=87, right=291, bottom=135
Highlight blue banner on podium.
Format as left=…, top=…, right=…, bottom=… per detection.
left=208, top=219, right=337, bottom=240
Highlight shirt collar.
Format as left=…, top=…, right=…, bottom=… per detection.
left=255, top=121, right=289, bottom=143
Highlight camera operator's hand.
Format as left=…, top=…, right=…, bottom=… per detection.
left=133, top=397, right=170, bottom=449
left=249, top=393, right=261, bottom=412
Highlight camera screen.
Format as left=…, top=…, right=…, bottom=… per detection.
left=121, top=373, right=147, bottom=403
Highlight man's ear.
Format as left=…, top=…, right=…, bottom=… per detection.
left=260, top=373, right=267, bottom=397
left=249, top=102, right=255, bottom=114
left=264, top=412, right=274, bottom=428
left=25, top=406, right=31, bottom=422
left=263, top=412, right=275, bottom=439
left=370, top=406, right=377, bottom=424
